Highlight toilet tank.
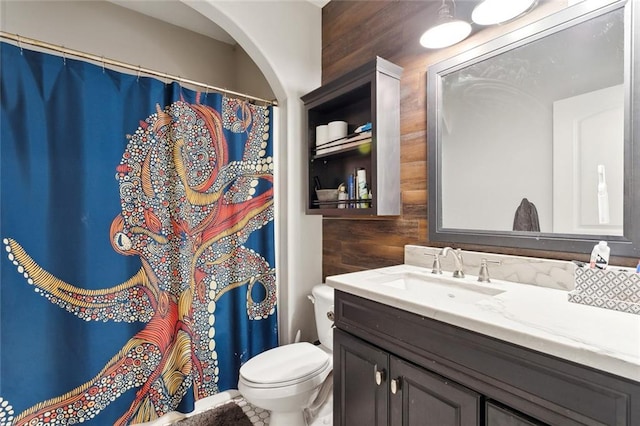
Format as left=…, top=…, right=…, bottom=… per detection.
left=311, top=284, right=335, bottom=351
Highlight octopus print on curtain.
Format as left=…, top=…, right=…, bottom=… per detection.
left=0, top=43, right=277, bottom=425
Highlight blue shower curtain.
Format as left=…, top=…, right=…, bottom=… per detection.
left=0, top=42, right=278, bottom=425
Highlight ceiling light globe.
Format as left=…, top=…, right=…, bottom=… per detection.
left=472, top=0, right=537, bottom=26
left=420, top=20, right=472, bottom=49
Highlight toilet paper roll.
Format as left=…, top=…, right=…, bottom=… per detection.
left=328, top=120, right=348, bottom=142
left=315, top=125, right=329, bottom=147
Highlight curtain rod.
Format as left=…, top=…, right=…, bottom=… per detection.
left=0, top=31, right=278, bottom=107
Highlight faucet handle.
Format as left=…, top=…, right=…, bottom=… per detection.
left=478, top=258, right=502, bottom=283
left=425, top=253, right=443, bottom=274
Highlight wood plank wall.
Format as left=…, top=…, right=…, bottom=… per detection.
left=320, top=0, right=636, bottom=279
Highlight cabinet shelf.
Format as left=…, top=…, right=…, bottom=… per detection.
left=312, top=131, right=372, bottom=159
left=312, top=142, right=371, bottom=160
left=302, top=57, right=402, bottom=216
left=312, top=198, right=372, bottom=208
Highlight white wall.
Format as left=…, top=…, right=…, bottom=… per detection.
left=234, top=44, right=276, bottom=102
left=0, top=0, right=273, bottom=98
left=1, top=0, right=324, bottom=347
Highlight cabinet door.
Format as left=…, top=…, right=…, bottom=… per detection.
left=389, top=356, right=481, bottom=426
left=334, top=329, right=389, bottom=426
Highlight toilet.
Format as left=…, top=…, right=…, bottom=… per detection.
left=238, top=284, right=334, bottom=426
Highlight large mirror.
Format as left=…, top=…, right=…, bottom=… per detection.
left=428, top=0, right=640, bottom=257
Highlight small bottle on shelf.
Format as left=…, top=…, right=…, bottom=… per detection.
left=357, top=168, right=367, bottom=208
left=347, top=174, right=355, bottom=208
left=338, top=184, right=347, bottom=209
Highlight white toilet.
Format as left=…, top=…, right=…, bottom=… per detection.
left=238, top=284, right=334, bottom=426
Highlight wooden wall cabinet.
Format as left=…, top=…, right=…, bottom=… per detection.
left=334, top=291, right=640, bottom=426
left=301, top=57, right=402, bottom=216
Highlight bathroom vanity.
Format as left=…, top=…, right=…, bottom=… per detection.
left=327, top=262, right=640, bottom=426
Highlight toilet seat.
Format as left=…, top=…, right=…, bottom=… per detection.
left=239, top=342, right=330, bottom=389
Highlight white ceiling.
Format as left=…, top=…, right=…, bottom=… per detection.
left=108, top=0, right=330, bottom=46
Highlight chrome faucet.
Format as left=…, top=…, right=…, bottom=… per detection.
left=477, top=258, right=502, bottom=283
left=440, top=247, right=465, bottom=278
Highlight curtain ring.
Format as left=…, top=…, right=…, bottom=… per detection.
left=164, top=72, right=169, bottom=86
left=137, top=65, right=141, bottom=82
left=101, top=56, right=105, bottom=73
left=62, top=48, right=66, bottom=66
left=17, top=34, right=23, bottom=55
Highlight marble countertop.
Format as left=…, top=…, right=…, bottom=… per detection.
left=326, top=264, right=640, bottom=382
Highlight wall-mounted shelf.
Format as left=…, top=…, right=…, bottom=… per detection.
left=302, top=57, right=403, bottom=216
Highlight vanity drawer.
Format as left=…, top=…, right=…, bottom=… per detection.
left=486, top=401, right=546, bottom=426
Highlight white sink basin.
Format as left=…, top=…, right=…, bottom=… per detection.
left=370, top=271, right=505, bottom=304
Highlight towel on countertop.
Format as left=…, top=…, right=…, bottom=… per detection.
left=513, top=198, right=540, bottom=232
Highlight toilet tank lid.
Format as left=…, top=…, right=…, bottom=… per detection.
left=240, top=342, right=329, bottom=385
left=312, top=284, right=334, bottom=299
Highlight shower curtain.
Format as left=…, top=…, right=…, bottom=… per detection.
left=0, top=42, right=278, bottom=425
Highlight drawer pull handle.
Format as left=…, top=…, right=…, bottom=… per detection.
left=374, top=366, right=385, bottom=386
left=391, top=378, right=401, bottom=394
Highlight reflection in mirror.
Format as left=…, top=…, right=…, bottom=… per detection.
left=442, top=7, right=623, bottom=235
left=428, top=0, right=640, bottom=256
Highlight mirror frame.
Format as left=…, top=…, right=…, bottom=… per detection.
left=427, top=0, right=640, bottom=258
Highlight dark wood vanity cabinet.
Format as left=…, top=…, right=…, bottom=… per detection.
left=335, top=329, right=480, bottom=426
left=333, top=290, right=640, bottom=426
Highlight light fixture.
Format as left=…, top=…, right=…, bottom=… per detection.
left=419, top=0, right=472, bottom=49
left=472, top=0, right=537, bottom=26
